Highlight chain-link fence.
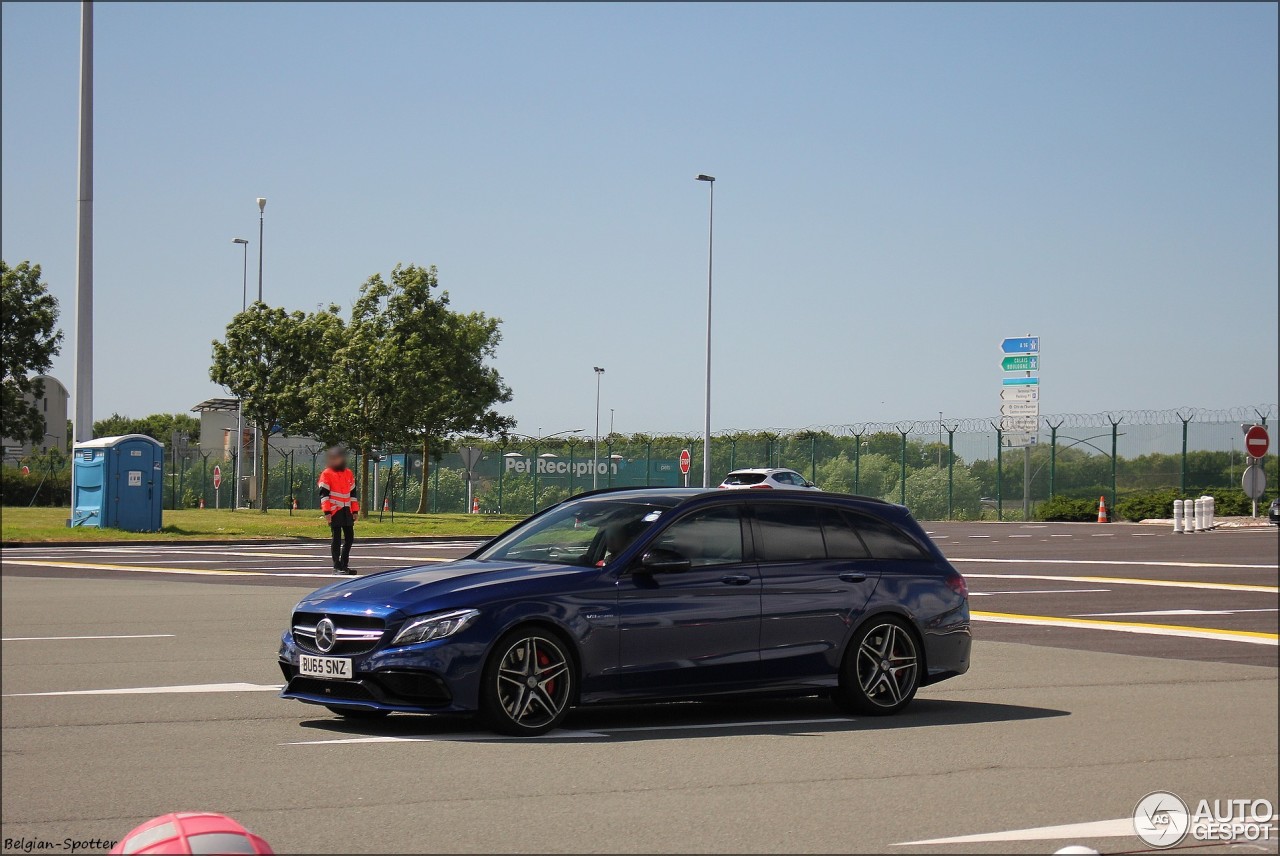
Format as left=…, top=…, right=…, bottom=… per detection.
left=3, top=405, right=1275, bottom=521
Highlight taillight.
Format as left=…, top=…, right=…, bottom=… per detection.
left=749, top=484, right=773, bottom=489
left=945, top=572, right=968, bottom=598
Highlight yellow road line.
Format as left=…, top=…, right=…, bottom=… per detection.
left=964, top=572, right=1277, bottom=594
left=972, top=610, right=1279, bottom=646
left=2, top=560, right=335, bottom=578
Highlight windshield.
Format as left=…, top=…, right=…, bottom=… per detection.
left=475, top=497, right=679, bottom=567
left=722, top=472, right=767, bottom=485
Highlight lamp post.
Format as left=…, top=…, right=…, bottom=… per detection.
left=231, top=237, right=249, bottom=509
left=695, top=174, right=715, bottom=487
left=593, top=367, right=605, bottom=489
left=251, top=197, right=265, bottom=508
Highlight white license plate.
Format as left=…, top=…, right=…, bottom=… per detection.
left=298, top=654, right=352, bottom=680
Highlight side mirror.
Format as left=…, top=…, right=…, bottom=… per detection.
left=804, top=481, right=816, bottom=488
left=638, top=549, right=692, bottom=574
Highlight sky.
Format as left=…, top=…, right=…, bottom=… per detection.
left=2, top=2, right=1276, bottom=438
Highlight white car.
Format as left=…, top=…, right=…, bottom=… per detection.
left=718, top=468, right=820, bottom=491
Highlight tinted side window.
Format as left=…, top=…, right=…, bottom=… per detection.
left=819, top=508, right=870, bottom=559
left=754, top=504, right=825, bottom=561
left=650, top=505, right=744, bottom=567
left=845, top=511, right=927, bottom=560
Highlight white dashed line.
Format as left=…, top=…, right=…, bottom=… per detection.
left=1, top=634, right=175, bottom=642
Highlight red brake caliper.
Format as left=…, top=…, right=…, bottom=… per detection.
left=538, top=650, right=555, bottom=695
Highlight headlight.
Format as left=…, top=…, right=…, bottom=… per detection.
left=391, top=609, right=480, bottom=646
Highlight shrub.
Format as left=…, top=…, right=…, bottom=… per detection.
left=1115, top=488, right=1181, bottom=522
left=1036, top=495, right=1098, bottom=522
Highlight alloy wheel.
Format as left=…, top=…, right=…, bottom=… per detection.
left=494, top=635, right=571, bottom=729
left=855, top=622, right=918, bottom=708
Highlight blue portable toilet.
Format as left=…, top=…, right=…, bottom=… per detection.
left=70, top=434, right=164, bottom=531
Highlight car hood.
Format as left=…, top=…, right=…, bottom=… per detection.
left=293, top=559, right=591, bottom=619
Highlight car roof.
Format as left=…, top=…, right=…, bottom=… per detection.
left=724, top=467, right=797, bottom=475
left=567, top=485, right=891, bottom=508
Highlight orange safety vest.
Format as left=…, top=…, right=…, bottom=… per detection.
left=318, top=467, right=359, bottom=516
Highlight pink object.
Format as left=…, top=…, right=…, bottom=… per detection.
left=110, top=812, right=273, bottom=855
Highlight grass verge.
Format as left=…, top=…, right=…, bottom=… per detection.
left=1, top=506, right=520, bottom=543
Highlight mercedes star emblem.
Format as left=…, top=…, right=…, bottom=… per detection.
left=315, top=617, right=337, bottom=653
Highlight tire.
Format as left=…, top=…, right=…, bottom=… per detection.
left=478, top=627, right=575, bottom=736
left=325, top=705, right=390, bottom=720
left=834, top=616, right=921, bottom=716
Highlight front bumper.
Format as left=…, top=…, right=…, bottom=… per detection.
left=278, top=630, right=487, bottom=713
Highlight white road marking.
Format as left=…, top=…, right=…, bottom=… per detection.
left=1074, top=608, right=1280, bottom=618
left=283, top=716, right=854, bottom=746
left=954, top=557, right=1276, bottom=570
left=6, top=682, right=283, bottom=697
left=1008, top=535, right=1032, bottom=538
left=1, top=634, right=175, bottom=642
left=972, top=611, right=1277, bottom=646
left=895, top=814, right=1278, bottom=847
left=963, top=572, right=1276, bottom=593
left=1089, top=533, right=1115, bottom=537
left=969, top=589, right=1110, bottom=596
left=893, top=817, right=1136, bottom=846
left=966, top=535, right=991, bottom=538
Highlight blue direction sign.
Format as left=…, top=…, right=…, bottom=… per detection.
left=1001, top=336, right=1040, bottom=355
left=1002, top=377, right=1040, bottom=386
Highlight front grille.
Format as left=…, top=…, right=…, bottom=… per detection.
left=292, top=611, right=386, bottom=655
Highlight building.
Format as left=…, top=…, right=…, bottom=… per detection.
left=2, top=375, right=69, bottom=462
left=190, top=398, right=322, bottom=461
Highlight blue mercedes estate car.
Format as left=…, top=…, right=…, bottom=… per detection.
left=279, top=488, right=970, bottom=735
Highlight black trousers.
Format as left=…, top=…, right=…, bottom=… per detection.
left=329, top=508, right=355, bottom=568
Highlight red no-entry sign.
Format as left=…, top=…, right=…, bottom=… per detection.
left=212, top=465, right=222, bottom=490
left=679, top=449, right=691, bottom=475
left=1244, top=425, right=1269, bottom=459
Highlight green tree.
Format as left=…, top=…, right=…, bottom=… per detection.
left=306, top=276, right=401, bottom=516
left=901, top=466, right=982, bottom=520
left=1, top=261, right=63, bottom=449
left=211, top=304, right=327, bottom=512
left=93, top=412, right=200, bottom=445
left=370, top=264, right=513, bottom=514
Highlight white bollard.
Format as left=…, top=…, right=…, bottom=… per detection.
left=1207, top=495, right=1214, bottom=529
left=1173, top=499, right=1183, bottom=533
left=1195, top=497, right=1207, bottom=531
left=1184, top=498, right=1197, bottom=533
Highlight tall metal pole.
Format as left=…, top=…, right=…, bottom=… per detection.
left=697, top=175, right=715, bottom=488
left=232, top=239, right=248, bottom=509
left=73, top=1, right=94, bottom=444
left=592, top=367, right=604, bottom=489
left=1022, top=445, right=1031, bottom=521
left=254, top=198, right=267, bottom=506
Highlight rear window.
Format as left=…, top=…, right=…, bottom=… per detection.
left=845, top=511, right=927, bottom=560
left=819, top=508, right=870, bottom=559
left=722, top=472, right=767, bottom=485
left=753, top=504, right=826, bottom=561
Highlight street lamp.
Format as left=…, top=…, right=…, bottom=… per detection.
left=695, top=174, right=715, bottom=487
left=252, top=197, right=265, bottom=508
left=231, top=237, right=249, bottom=510
left=593, top=367, right=605, bottom=489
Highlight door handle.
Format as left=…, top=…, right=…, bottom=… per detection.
left=720, top=574, right=752, bottom=586
left=838, top=572, right=867, bottom=583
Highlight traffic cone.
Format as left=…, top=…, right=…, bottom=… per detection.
left=472, top=497, right=480, bottom=514
left=291, top=497, right=298, bottom=510
left=1097, top=495, right=1108, bottom=523
left=198, top=497, right=205, bottom=509
left=383, top=496, right=390, bottom=512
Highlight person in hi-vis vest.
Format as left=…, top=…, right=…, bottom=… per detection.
left=318, top=446, right=360, bottom=574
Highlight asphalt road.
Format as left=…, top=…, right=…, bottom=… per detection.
left=2, top=522, right=1276, bottom=854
